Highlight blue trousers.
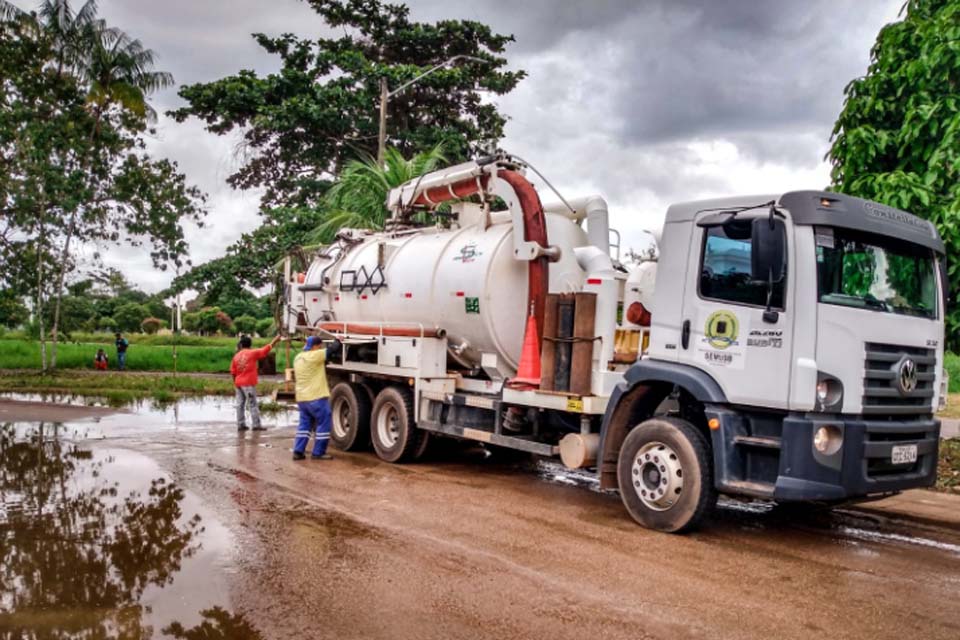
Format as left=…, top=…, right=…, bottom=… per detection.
left=294, top=397, right=332, bottom=456
left=117, top=351, right=127, bottom=370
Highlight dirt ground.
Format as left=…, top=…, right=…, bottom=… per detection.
left=3, top=397, right=960, bottom=639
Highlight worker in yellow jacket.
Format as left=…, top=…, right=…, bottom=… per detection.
left=292, top=335, right=342, bottom=461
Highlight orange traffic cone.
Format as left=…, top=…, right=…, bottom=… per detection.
left=509, top=312, right=541, bottom=389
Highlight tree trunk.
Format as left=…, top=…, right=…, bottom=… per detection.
left=49, top=106, right=104, bottom=369
left=36, top=215, right=48, bottom=372
left=49, top=208, right=79, bottom=370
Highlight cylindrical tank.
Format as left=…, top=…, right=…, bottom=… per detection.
left=299, top=212, right=589, bottom=373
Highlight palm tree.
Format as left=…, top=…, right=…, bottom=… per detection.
left=84, top=25, right=174, bottom=124
left=308, top=144, right=447, bottom=244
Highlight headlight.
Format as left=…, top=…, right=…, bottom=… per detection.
left=815, top=375, right=843, bottom=410
left=813, top=425, right=843, bottom=455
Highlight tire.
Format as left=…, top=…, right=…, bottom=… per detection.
left=617, top=417, right=716, bottom=533
left=370, top=386, right=421, bottom=463
left=412, top=430, right=432, bottom=461
left=329, top=382, right=372, bottom=451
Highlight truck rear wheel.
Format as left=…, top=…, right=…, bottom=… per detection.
left=371, top=386, right=420, bottom=463
left=329, top=382, right=371, bottom=451
left=617, top=417, right=716, bottom=533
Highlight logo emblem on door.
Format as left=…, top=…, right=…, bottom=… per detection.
left=704, top=310, right=739, bottom=350
left=897, top=358, right=918, bottom=395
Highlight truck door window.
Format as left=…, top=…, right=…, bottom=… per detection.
left=699, top=220, right=785, bottom=309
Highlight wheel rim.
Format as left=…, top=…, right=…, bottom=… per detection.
left=376, top=403, right=400, bottom=448
left=631, top=441, right=684, bottom=511
left=332, top=396, right=351, bottom=440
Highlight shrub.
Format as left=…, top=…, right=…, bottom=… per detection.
left=98, top=316, right=118, bottom=331
left=114, top=303, right=150, bottom=333
left=234, top=315, right=257, bottom=334
left=183, top=312, right=200, bottom=333
left=215, top=310, right=233, bottom=334
left=141, top=317, right=168, bottom=334
left=255, top=318, right=275, bottom=337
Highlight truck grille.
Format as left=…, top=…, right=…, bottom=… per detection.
left=862, top=343, right=936, bottom=415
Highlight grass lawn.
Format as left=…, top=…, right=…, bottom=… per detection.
left=0, top=370, right=279, bottom=406
left=0, top=337, right=296, bottom=374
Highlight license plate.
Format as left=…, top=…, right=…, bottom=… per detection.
left=891, top=444, right=918, bottom=465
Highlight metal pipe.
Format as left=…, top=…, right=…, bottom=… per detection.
left=543, top=195, right=610, bottom=256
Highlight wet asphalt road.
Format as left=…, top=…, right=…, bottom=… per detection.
left=3, top=397, right=960, bottom=639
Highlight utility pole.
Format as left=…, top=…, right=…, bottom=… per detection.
left=375, top=55, right=489, bottom=166
left=377, top=77, right=389, bottom=165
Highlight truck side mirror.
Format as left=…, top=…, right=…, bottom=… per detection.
left=751, top=218, right=786, bottom=283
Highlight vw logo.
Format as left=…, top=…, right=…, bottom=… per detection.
left=897, top=358, right=918, bottom=395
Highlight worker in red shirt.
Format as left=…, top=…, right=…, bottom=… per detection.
left=231, top=334, right=281, bottom=431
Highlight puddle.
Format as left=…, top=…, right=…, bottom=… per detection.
left=0, top=423, right=263, bottom=638
left=0, top=392, right=298, bottom=444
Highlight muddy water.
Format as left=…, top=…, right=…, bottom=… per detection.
left=0, top=422, right=262, bottom=639
left=2, top=394, right=960, bottom=639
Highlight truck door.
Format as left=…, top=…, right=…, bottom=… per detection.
left=678, top=212, right=795, bottom=409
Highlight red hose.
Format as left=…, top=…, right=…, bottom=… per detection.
left=411, top=175, right=490, bottom=207
left=496, top=170, right=548, bottom=347
left=406, top=168, right=549, bottom=351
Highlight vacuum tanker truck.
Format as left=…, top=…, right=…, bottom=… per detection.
left=282, top=152, right=947, bottom=532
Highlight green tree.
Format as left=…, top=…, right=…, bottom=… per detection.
left=41, top=294, right=95, bottom=335
left=145, top=298, right=169, bottom=320
left=182, top=312, right=201, bottom=334
left=114, top=302, right=149, bottom=332
left=167, top=0, right=521, bottom=297
left=97, top=315, right=117, bottom=331
left=308, top=144, right=446, bottom=243
left=827, top=0, right=960, bottom=341
left=0, top=290, right=29, bottom=329
left=170, top=0, right=522, bottom=209
left=233, top=315, right=257, bottom=335
left=196, top=306, right=232, bottom=335
left=255, top=318, right=275, bottom=337
left=0, top=1, right=206, bottom=370
left=168, top=206, right=326, bottom=295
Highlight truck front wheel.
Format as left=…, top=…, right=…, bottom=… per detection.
left=617, top=417, right=716, bottom=533
left=329, top=382, right=371, bottom=451
left=371, top=386, right=420, bottom=463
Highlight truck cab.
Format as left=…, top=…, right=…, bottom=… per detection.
left=601, top=190, right=946, bottom=530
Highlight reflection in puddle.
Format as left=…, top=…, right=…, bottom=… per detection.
left=0, top=392, right=297, bottom=429
left=0, top=423, right=261, bottom=639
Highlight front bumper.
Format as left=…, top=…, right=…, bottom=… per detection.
left=774, top=416, right=939, bottom=501
left=707, top=408, right=940, bottom=502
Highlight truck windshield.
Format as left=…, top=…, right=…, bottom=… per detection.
left=815, top=227, right=938, bottom=319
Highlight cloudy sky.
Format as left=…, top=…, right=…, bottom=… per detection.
left=18, top=0, right=904, bottom=292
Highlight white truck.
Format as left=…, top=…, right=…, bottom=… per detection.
left=283, top=153, right=947, bottom=532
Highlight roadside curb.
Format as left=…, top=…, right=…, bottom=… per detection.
left=939, top=417, right=959, bottom=439
left=846, top=489, right=960, bottom=532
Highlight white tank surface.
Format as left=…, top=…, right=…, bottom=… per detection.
left=622, top=261, right=658, bottom=329
left=300, top=208, right=589, bottom=373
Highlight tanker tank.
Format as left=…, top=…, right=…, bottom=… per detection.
left=296, top=203, right=591, bottom=375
